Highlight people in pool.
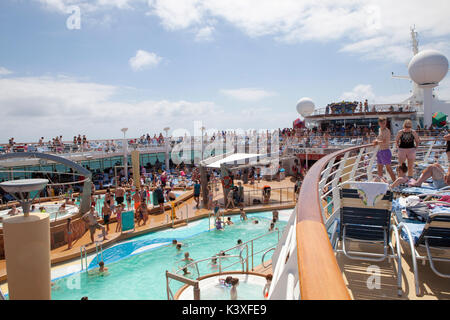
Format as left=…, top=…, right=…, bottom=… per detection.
left=239, top=208, right=247, bottom=221
left=215, top=217, right=224, bottom=230
left=98, top=261, right=108, bottom=274
left=226, top=217, right=233, bottom=225
left=230, top=278, right=239, bottom=300
left=263, top=274, right=273, bottom=299
left=172, top=239, right=185, bottom=247
left=182, top=252, right=194, bottom=264
left=219, top=276, right=233, bottom=287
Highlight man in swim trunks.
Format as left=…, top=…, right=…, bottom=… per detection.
left=102, top=201, right=112, bottom=233
left=82, top=206, right=108, bottom=244
left=193, top=180, right=201, bottom=209
left=133, top=187, right=142, bottom=211
left=373, top=117, right=396, bottom=181
left=409, top=163, right=450, bottom=189
left=115, top=185, right=125, bottom=205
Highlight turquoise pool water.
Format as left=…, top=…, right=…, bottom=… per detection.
left=51, top=210, right=288, bottom=300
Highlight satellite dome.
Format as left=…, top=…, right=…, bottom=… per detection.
left=296, top=98, right=315, bottom=117
left=408, top=50, right=448, bottom=87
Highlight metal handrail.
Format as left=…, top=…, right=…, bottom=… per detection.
left=262, top=248, right=276, bottom=268
left=80, top=245, right=88, bottom=271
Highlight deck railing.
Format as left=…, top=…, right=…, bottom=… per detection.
left=269, top=137, right=449, bottom=299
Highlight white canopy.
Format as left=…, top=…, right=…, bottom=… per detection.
left=205, top=153, right=262, bottom=168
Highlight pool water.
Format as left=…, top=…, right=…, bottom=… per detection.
left=0, top=204, right=78, bottom=226
left=51, top=210, right=289, bottom=300
left=178, top=274, right=267, bottom=300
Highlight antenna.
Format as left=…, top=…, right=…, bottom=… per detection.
left=411, top=25, right=419, bottom=55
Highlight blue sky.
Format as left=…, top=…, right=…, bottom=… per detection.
left=0, top=0, right=449, bottom=142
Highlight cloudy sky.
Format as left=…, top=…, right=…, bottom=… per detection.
left=1, top=0, right=450, bottom=143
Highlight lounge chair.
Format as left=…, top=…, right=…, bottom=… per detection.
left=332, top=187, right=403, bottom=296
left=397, top=211, right=450, bottom=296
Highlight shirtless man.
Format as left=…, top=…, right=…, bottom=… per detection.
left=373, top=117, right=396, bottom=181
left=7, top=204, right=18, bottom=216
left=132, top=187, right=142, bottom=211
left=115, top=184, right=125, bottom=206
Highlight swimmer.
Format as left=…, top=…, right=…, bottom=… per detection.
left=182, top=266, right=191, bottom=276
left=219, top=276, right=233, bottom=287
left=209, top=256, right=219, bottom=271
left=263, top=274, right=273, bottom=299
left=226, top=217, right=233, bottom=225
left=240, top=208, right=247, bottom=221
left=182, top=252, right=194, bottom=263
left=58, top=203, right=66, bottom=212
left=253, top=219, right=259, bottom=224
left=98, top=261, right=108, bottom=273
left=7, top=205, right=18, bottom=216
left=172, top=239, right=185, bottom=247
left=272, top=210, right=279, bottom=222
left=215, top=217, right=223, bottom=230
left=176, top=243, right=182, bottom=251
left=268, top=222, right=275, bottom=232
left=230, top=278, right=239, bottom=300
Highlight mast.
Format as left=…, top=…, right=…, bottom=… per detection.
left=411, top=26, right=419, bottom=56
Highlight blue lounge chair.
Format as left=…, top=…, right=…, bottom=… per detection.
left=332, top=188, right=403, bottom=296
left=397, top=212, right=450, bottom=296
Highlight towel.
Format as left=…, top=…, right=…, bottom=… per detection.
left=349, top=181, right=389, bottom=207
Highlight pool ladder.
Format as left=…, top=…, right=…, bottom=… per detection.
left=80, top=241, right=104, bottom=271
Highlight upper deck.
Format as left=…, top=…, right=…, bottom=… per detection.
left=304, top=103, right=420, bottom=121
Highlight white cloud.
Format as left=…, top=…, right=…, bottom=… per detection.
left=195, top=25, right=214, bottom=42
left=220, top=88, right=277, bottom=102
left=35, top=1, right=450, bottom=62
left=0, top=75, right=295, bottom=142
left=0, top=67, right=13, bottom=76
left=0, top=75, right=225, bottom=142
left=145, top=0, right=450, bottom=63
left=340, top=84, right=410, bottom=104
left=129, top=50, right=162, bottom=71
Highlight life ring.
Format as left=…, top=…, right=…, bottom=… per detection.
left=222, top=176, right=232, bottom=190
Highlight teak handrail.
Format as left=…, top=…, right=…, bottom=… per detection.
left=296, top=145, right=369, bottom=299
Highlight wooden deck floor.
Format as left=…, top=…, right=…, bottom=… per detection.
left=336, top=241, right=450, bottom=300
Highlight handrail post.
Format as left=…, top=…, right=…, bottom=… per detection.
left=193, top=283, right=200, bottom=300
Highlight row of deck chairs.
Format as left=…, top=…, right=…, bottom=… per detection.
left=330, top=186, right=450, bottom=297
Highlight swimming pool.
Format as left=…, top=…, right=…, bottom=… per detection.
left=0, top=204, right=78, bottom=226
left=50, top=209, right=290, bottom=300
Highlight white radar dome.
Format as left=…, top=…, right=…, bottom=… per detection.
left=408, top=50, right=449, bottom=86
left=296, top=98, right=315, bottom=117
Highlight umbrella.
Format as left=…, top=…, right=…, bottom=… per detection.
left=432, top=112, right=447, bottom=127
left=293, top=118, right=305, bottom=128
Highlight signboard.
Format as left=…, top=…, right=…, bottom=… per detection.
left=121, top=210, right=135, bottom=232
left=289, top=147, right=326, bottom=155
